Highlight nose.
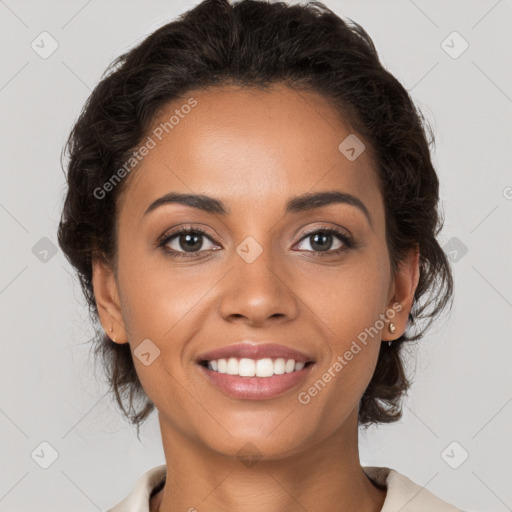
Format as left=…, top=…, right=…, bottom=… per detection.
left=218, top=245, right=299, bottom=327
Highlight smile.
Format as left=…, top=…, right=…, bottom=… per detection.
left=197, top=358, right=315, bottom=400
left=200, top=357, right=312, bottom=377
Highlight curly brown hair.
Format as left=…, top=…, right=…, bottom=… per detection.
left=57, top=0, right=453, bottom=437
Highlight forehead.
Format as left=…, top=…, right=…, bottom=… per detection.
left=118, top=84, right=382, bottom=222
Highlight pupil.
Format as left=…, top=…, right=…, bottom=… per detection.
left=177, top=232, right=333, bottom=253
left=180, top=233, right=202, bottom=252
left=311, top=232, right=332, bottom=252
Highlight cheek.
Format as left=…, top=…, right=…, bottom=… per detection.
left=302, top=273, right=386, bottom=420
left=297, top=249, right=389, bottom=393
left=116, top=244, right=204, bottom=341
left=300, top=255, right=389, bottom=343
left=115, top=250, right=199, bottom=409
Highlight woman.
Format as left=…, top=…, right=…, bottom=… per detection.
left=57, top=0, right=462, bottom=510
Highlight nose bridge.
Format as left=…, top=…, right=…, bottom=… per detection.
left=219, top=233, right=297, bottom=323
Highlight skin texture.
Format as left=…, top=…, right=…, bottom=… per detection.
left=92, top=84, right=419, bottom=512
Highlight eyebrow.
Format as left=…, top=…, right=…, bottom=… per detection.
left=143, top=190, right=372, bottom=226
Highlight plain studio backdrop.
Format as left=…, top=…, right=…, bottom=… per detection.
left=0, top=1, right=511, bottom=511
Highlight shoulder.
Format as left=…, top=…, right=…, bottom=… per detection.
left=363, top=466, right=464, bottom=511
left=106, top=465, right=167, bottom=512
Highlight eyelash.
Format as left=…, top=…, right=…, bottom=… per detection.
left=157, top=225, right=355, bottom=260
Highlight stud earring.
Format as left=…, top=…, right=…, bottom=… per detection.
left=109, top=325, right=116, bottom=343
left=387, top=322, right=397, bottom=347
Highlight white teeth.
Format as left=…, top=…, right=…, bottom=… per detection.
left=205, top=357, right=309, bottom=377
left=256, top=358, right=274, bottom=377
left=285, top=359, right=295, bottom=373
left=273, top=358, right=285, bottom=375
left=226, top=357, right=239, bottom=375
left=238, top=358, right=256, bottom=377
left=294, top=361, right=305, bottom=371
left=217, top=358, right=227, bottom=373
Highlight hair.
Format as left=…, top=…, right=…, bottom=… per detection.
left=57, top=0, right=453, bottom=438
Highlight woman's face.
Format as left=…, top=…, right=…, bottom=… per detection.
left=94, top=84, right=418, bottom=459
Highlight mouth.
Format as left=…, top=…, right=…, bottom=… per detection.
left=196, top=357, right=316, bottom=400
left=198, top=357, right=315, bottom=377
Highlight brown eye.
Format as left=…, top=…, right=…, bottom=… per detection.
left=159, top=227, right=219, bottom=258
left=295, top=227, right=353, bottom=256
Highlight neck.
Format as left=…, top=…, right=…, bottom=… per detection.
left=151, top=410, right=386, bottom=512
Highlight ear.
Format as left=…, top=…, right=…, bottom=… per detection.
left=91, top=257, right=129, bottom=344
left=382, top=244, right=420, bottom=341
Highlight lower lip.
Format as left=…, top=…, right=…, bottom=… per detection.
left=197, top=363, right=314, bottom=400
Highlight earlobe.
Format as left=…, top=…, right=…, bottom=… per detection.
left=383, top=244, right=420, bottom=341
left=91, top=257, right=129, bottom=344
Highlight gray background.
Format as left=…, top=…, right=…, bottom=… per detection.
left=1, top=0, right=511, bottom=510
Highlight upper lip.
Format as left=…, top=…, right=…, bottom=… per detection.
left=196, top=342, right=315, bottom=363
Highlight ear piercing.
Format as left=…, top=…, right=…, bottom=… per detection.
left=386, top=322, right=397, bottom=347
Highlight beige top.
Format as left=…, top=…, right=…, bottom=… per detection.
left=106, top=464, right=464, bottom=511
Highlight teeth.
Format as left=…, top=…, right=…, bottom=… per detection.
left=285, top=358, right=295, bottom=373
left=205, top=357, right=308, bottom=377
left=217, top=358, right=226, bottom=373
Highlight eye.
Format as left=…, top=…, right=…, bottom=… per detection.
left=158, top=227, right=219, bottom=258
left=158, top=225, right=354, bottom=260
left=294, top=227, right=353, bottom=256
